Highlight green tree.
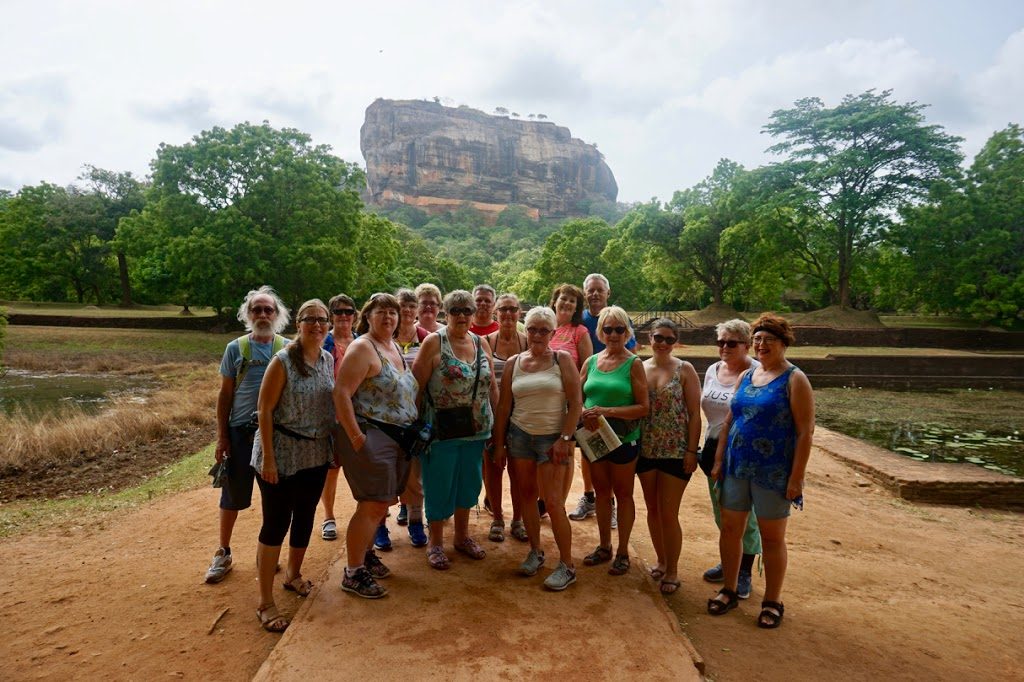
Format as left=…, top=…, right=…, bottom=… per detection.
left=533, top=217, right=614, bottom=298
left=121, top=122, right=366, bottom=312
left=894, top=124, right=1024, bottom=325
left=80, top=166, right=146, bottom=306
left=762, top=90, right=963, bottom=308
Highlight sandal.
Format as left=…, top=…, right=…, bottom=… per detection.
left=283, top=574, right=313, bottom=597
left=256, top=603, right=289, bottom=632
left=321, top=518, right=337, bottom=541
left=427, top=545, right=450, bottom=570
left=660, top=579, right=681, bottom=595
left=608, top=554, right=630, bottom=576
left=488, top=520, right=505, bottom=542
left=583, top=545, right=613, bottom=566
left=649, top=567, right=665, bottom=581
left=758, top=600, right=785, bottom=629
left=454, top=537, right=486, bottom=560
left=510, top=520, right=528, bottom=542
left=707, top=587, right=740, bottom=615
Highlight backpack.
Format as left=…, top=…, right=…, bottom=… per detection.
left=234, top=334, right=288, bottom=397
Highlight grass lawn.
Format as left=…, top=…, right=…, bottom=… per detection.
left=1, top=301, right=217, bottom=317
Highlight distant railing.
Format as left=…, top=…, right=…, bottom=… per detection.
left=631, top=309, right=696, bottom=330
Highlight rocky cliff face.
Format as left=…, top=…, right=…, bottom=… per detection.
left=360, top=99, right=617, bottom=220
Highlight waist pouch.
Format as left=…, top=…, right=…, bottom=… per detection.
left=434, top=406, right=477, bottom=441
left=364, top=417, right=435, bottom=460
left=275, top=424, right=325, bottom=441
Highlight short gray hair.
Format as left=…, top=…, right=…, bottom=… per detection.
left=472, top=284, right=496, bottom=299
left=583, top=273, right=610, bottom=290
left=715, top=318, right=752, bottom=344
left=524, top=306, right=556, bottom=329
left=442, top=289, right=475, bottom=313
left=237, top=285, right=290, bottom=334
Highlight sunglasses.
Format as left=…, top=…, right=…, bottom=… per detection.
left=250, top=305, right=276, bottom=315
left=448, top=307, right=474, bottom=317
left=652, top=334, right=677, bottom=344
left=716, top=339, right=745, bottom=348
left=526, top=327, right=552, bottom=336
left=497, top=306, right=520, bottom=314
left=331, top=308, right=356, bottom=317
left=300, top=316, right=330, bottom=325
left=602, top=326, right=627, bottom=335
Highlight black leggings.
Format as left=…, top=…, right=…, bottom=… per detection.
left=255, top=465, right=329, bottom=548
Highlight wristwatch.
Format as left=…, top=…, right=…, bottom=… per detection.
left=560, top=434, right=572, bottom=442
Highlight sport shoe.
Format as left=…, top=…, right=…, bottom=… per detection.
left=408, top=521, right=428, bottom=548
left=737, top=569, right=752, bottom=599
left=703, top=563, right=724, bottom=583
left=519, top=548, right=546, bottom=576
left=364, top=550, right=391, bottom=579
left=205, top=548, right=233, bottom=583
left=373, top=523, right=392, bottom=551
left=611, top=499, right=618, bottom=530
left=396, top=504, right=409, bottom=526
left=321, top=518, right=337, bottom=541
left=341, top=567, right=387, bottom=599
left=544, top=562, right=577, bottom=591
left=568, top=495, right=596, bottom=521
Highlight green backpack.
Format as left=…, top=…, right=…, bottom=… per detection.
left=234, top=334, right=288, bottom=396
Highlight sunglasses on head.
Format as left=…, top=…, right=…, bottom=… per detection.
left=331, top=308, right=356, bottom=316
left=652, top=334, right=677, bottom=344
left=448, top=307, right=474, bottom=316
left=716, top=339, right=744, bottom=348
left=602, top=326, right=627, bottom=335
left=250, top=305, right=276, bottom=315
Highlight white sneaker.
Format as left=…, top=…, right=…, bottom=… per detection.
left=568, top=495, right=596, bottom=521
left=205, top=548, right=233, bottom=583
left=611, top=499, right=618, bottom=530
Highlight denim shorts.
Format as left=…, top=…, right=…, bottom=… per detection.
left=719, top=475, right=792, bottom=519
left=507, top=423, right=564, bottom=465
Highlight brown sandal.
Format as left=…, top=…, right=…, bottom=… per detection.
left=257, top=604, right=289, bottom=632
left=283, top=575, right=313, bottom=596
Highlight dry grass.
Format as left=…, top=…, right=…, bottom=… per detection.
left=0, top=364, right=216, bottom=471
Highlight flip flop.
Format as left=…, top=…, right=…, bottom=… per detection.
left=660, top=579, right=681, bottom=594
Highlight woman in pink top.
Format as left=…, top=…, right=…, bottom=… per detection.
left=548, top=283, right=593, bottom=370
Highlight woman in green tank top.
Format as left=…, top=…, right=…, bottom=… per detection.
left=579, top=306, right=649, bottom=577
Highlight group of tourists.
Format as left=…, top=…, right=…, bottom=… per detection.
left=206, top=275, right=814, bottom=634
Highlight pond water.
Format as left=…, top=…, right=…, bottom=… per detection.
left=0, top=369, right=154, bottom=416
left=828, top=419, right=1023, bottom=477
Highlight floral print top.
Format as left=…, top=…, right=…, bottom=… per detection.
left=641, top=372, right=689, bottom=460
left=725, top=366, right=799, bottom=501
left=426, top=329, right=494, bottom=440
left=352, top=340, right=419, bottom=427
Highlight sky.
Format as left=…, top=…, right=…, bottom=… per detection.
left=2, top=0, right=1022, bottom=203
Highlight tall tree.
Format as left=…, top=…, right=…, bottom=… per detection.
left=80, top=166, right=145, bottom=306
left=762, top=90, right=962, bottom=307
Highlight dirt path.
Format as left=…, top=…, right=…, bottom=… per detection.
left=2, top=435, right=1022, bottom=680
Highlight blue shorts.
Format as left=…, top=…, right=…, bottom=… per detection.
left=220, top=425, right=257, bottom=511
left=719, top=476, right=792, bottom=520
left=507, top=424, right=564, bottom=465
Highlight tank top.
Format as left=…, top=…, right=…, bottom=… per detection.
left=725, top=366, right=798, bottom=496
left=510, top=352, right=566, bottom=435
left=351, top=340, right=419, bottom=427
left=550, top=324, right=587, bottom=366
left=701, top=359, right=761, bottom=439
left=486, top=331, right=526, bottom=384
left=426, top=329, right=494, bottom=440
left=250, top=348, right=335, bottom=478
left=642, top=371, right=688, bottom=460
left=583, top=354, right=641, bottom=442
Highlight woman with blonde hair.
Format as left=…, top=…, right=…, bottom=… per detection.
left=579, top=306, right=649, bottom=576
left=252, top=299, right=335, bottom=630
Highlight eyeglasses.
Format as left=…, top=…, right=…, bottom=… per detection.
left=652, top=334, right=677, bottom=344
left=497, top=306, right=520, bottom=314
left=716, top=339, right=745, bottom=349
left=419, top=301, right=439, bottom=309
left=526, top=327, right=552, bottom=336
left=250, top=305, right=276, bottom=315
left=752, top=334, right=779, bottom=345
left=448, top=307, right=474, bottom=317
left=602, top=326, right=627, bottom=335
left=300, top=316, right=330, bottom=325
left=331, top=308, right=356, bottom=317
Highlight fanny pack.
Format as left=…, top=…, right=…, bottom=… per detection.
left=274, top=424, right=327, bottom=441
left=363, top=417, right=435, bottom=460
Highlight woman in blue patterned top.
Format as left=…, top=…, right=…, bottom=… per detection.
left=707, top=313, right=814, bottom=629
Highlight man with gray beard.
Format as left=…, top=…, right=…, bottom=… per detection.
left=205, top=286, right=290, bottom=583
